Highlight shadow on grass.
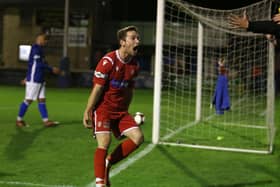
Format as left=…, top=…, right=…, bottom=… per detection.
left=241, top=160, right=280, bottom=185
left=156, top=145, right=279, bottom=187
left=208, top=179, right=274, bottom=187
left=157, top=146, right=210, bottom=186
left=209, top=160, right=279, bottom=187
left=0, top=171, right=15, bottom=178
left=5, top=126, right=46, bottom=160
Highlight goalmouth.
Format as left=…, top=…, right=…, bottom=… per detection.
left=153, top=0, right=276, bottom=154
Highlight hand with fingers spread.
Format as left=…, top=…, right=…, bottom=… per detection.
left=229, top=11, right=249, bottom=29
left=272, top=13, right=280, bottom=24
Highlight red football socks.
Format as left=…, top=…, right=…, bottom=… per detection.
left=108, top=139, right=138, bottom=165
left=94, top=148, right=107, bottom=180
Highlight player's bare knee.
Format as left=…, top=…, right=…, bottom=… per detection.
left=25, top=99, right=32, bottom=104
left=97, top=141, right=110, bottom=150
left=132, top=132, right=144, bottom=146
left=97, top=145, right=109, bottom=150
left=126, top=128, right=144, bottom=146
left=137, top=134, right=144, bottom=146
left=96, top=133, right=111, bottom=149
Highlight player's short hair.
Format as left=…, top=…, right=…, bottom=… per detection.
left=36, top=32, right=50, bottom=40
left=117, top=25, right=138, bottom=42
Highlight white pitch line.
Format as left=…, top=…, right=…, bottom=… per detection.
left=0, top=180, right=76, bottom=187
left=85, top=143, right=155, bottom=187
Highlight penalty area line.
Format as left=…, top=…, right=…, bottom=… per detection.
left=0, top=180, right=76, bottom=187
left=85, top=143, right=155, bottom=187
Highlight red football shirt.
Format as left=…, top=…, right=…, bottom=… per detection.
left=93, top=50, right=139, bottom=113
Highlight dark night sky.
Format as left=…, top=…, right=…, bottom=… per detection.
left=186, top=0, right=263, bottom=9
left=113, top=0, right=265, bottom=21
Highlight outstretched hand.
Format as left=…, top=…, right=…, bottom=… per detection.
left=272, top=13, right=280, bottom=24
left=229, top=11, right=249, bottom=29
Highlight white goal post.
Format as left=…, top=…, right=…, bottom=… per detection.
left=153, top=0, right=275, bottom=154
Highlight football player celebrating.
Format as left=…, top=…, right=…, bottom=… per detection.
left=83, top=26, right=144, bottom=187
left=16, top=32, right=60, bottom=127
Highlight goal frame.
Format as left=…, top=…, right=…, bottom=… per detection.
left=152, top=0, right=276, bottom=154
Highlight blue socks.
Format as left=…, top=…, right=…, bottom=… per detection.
left=17, top=101, right=49, bottom=122
left=38, top=102, right=48, bottom=121
left=17, top=101, right=29, bottom=120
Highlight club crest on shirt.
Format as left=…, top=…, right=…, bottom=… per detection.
left=103, top=60, right=109, bottom=66
left=130, top=70, right=135, bottom=75
left=116, top=66, right=119, bottom=71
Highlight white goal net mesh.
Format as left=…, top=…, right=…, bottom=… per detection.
left=156, top=0, right=275, bottom=153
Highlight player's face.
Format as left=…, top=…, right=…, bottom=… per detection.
left=123, top=31, right=140, bottom=56
left=37, top=35, right=48, bottom=46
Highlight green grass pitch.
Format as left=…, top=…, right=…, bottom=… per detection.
left=0, top=85, right=279, bottom=187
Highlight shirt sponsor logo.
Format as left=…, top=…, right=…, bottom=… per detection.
left=110, top=79, right=129, bottom=88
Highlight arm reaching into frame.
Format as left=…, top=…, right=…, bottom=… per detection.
left=229, top=11, right=280, bottom=36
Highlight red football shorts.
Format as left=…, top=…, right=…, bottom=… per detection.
left=91, top=108, right=138, bottom=139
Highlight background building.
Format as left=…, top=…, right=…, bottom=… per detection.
left=0, top=0, right=156, bottom=86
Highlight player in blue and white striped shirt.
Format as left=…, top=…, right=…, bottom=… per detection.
left=16, top=32, right=60, bottom=127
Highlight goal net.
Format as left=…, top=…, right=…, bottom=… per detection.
left=153, top=0, right=275, bottom=154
